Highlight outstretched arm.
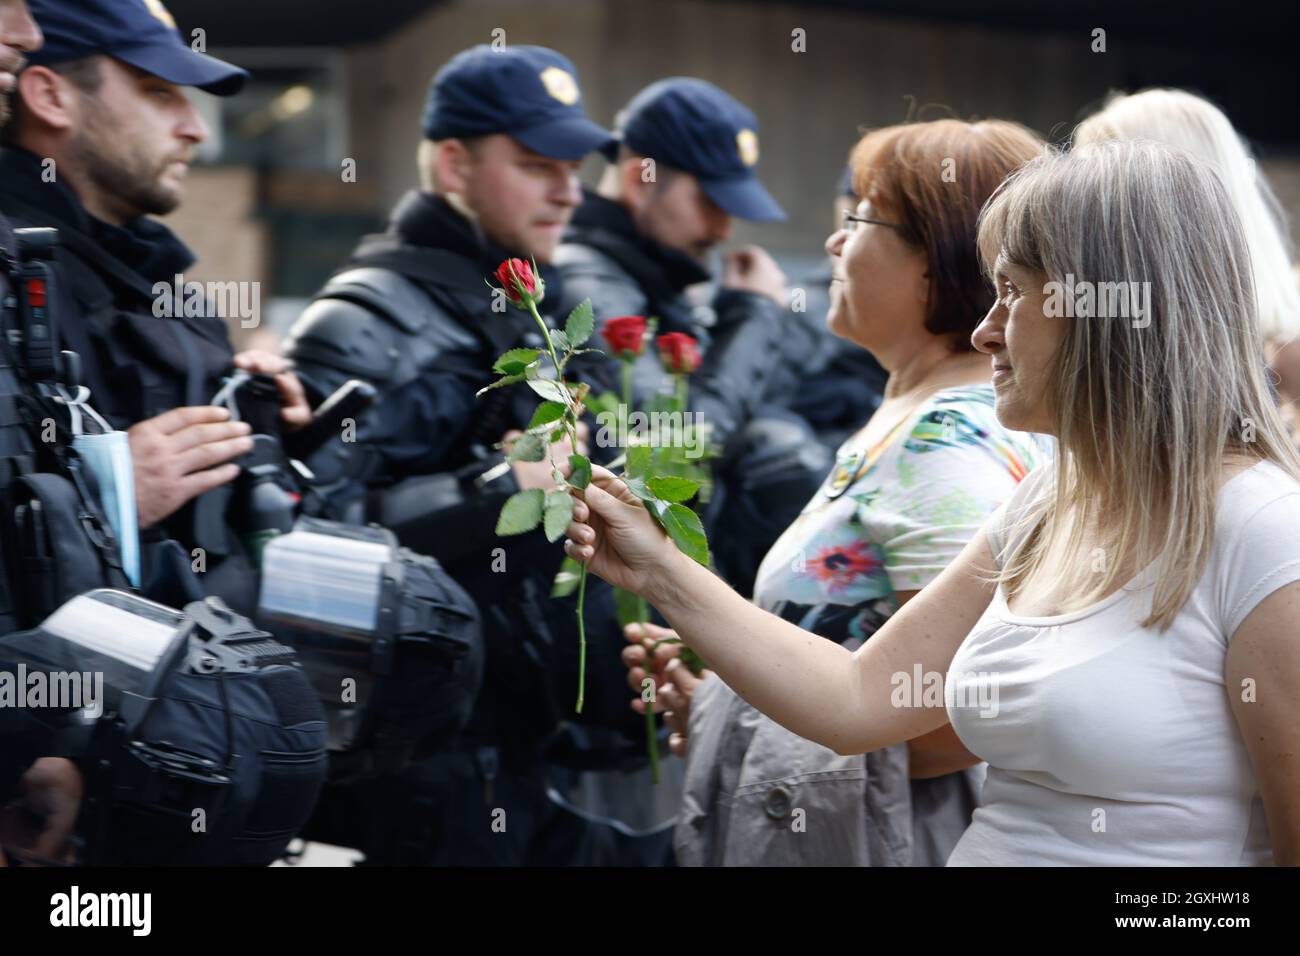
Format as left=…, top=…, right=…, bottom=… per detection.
left=565, top=471, right=1001, bottom=755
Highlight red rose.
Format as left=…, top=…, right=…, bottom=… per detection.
left=601, top=315, right=649, bottom=359
left=493, top=258, right=544, bottom=308
left=656, top=332, right=702, bottom=375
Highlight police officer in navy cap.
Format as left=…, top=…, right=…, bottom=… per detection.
left=284, top=46, right=661, bottom=866
left=552, top=76, right=831, bottom=608
left=0, top=0, right=317, bottom=616
left=540, top=78, right=835, bottom=866
left=0, top=1, right=345, bottom=863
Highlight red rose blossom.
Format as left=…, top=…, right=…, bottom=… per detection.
left=494, top=258, right=544, bottom=308
left=656, top=332, right=702, bottom=375
left=601, top=315, right=649, bottom=359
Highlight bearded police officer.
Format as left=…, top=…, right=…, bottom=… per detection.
left=0, top=0, right=308, bottom=616
left=283, top=45, right=661, bottom=866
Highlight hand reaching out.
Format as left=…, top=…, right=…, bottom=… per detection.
left=623, top=621, right=714, bottom=758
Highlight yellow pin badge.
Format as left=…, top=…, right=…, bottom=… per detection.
left=540, top=67, right=579, bottom=106
left=736, top=128, right=760, bottom=167
left=144, top=0, right=177, bottom=29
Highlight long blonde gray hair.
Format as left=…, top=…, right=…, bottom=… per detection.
left=978, top=140, right=1300, bottom=629
left=1075, top=88, right=1300, bottom=345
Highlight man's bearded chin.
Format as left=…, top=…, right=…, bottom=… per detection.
left=76, top=136, right=184, bottom=218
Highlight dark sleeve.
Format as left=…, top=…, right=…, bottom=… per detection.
left=691, top=289, right=790, bottom=452
left=554, top=246, right=653, bottom=325
left=368, top=451, right=521, bottom=567
left=363, top=369, right=479, bottom=479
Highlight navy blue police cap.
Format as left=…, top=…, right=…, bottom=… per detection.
left=618, top=77, right=785, bottom=223
left=26, top=0, right=248, bottom=96
left=422, top=45, right=614, bottom=161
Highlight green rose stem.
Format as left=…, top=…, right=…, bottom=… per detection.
left=621, top=353, right=660, bottom=784
left=523, top=294, right=591, bottom=714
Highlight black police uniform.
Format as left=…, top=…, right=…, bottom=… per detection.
left=0, top=209, right=49, bottom=807
left=0, top=147, right=263, bottom=614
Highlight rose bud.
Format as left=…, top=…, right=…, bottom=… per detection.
left=601, top=315, right=649, bottom=360
left=656, top=332, right=702, bottom=375
left=494, top=257, right=545, bottom=309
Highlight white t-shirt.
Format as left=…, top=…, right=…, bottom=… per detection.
left=946, top=459, right=1300, bottom=866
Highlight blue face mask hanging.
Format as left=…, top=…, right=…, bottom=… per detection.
left=61, top=385, right=141, bottom=587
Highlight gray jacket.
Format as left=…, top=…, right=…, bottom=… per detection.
left=676, top=675, right=979, bottom=866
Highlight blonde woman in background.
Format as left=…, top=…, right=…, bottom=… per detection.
left=1075, top=88, right=1300, bottom=442
left=569, top=141, right=1300, bottom=865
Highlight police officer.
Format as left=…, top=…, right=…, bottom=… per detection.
left=283, top=45, right=654, bottom=865
left=0, top=0, right=307, bottom=616
left=552, top=78, right=832, bottom=595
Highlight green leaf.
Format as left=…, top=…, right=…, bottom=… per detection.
left=550, top=330, right=571, bottom=354
left=550, top=426, right=570, bottom=444
left=475, top=373, right=523, bottom=397
left=496, top=489, right=545, bottom=536
left=626, top=444, right=652, bottom=478
left=543, top=489, right=575, bottom=543
left=527, top=378, right=570, bottom=403
left=654, top=502, right=709, bottom=566
left=527, top=401, right=566, bottom=430
left=551, top=556, right=584, bottom=597
left=506, top=431, right=546, bottom=462
left=564, top=300, right=595, bottom=348
left=649, top=634, right=707, bottom=675
left=680, top=646, right=708, bottom=675
left=623, top=475, right=654, bottom=501
left=568, top=453, right=592, bottom=490
left=492, top=347, right=541, bottom=375
left=614, top=587, right=648, bottom=628
left=646, top=475, right=700, bottom=503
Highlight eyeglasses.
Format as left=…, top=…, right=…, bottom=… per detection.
left=842, top=209, right=908, bottom=235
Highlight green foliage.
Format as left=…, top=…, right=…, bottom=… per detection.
left=646, top=476, right=700, bottom=503
left=493, top=348, right=541, bottom=375
left=496, top=489, right=545, bottom=535
left=568, top=453, right=592, bottom=490
left=564, top=300, right=595, bottom=348
left=527, top=401, right=567, bottom=429
left=543, top=490, right=575, bottom=543
left=650, top=500, right=709, bottom=566
left=506, top=432, right=546, bottom=462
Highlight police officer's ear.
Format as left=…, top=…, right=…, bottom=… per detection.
left=432, top=138, right=479, bottom=199
left=14, top=63, right=84, bottom=137
left=619, top=153, right=654, bottom=213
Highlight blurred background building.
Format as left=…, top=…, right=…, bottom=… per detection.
left=162, top=0, right=1300, bottom=348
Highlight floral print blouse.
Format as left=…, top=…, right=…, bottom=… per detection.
left=753, top=385, right=1052, bottom=647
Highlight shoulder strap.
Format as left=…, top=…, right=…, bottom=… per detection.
left=344, top=240, right=539, bottom=357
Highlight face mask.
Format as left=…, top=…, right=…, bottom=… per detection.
left=62, top=386, right=141, bottom=587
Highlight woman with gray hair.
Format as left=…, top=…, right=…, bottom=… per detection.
left=573, top=140, right=1300, bottom=865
